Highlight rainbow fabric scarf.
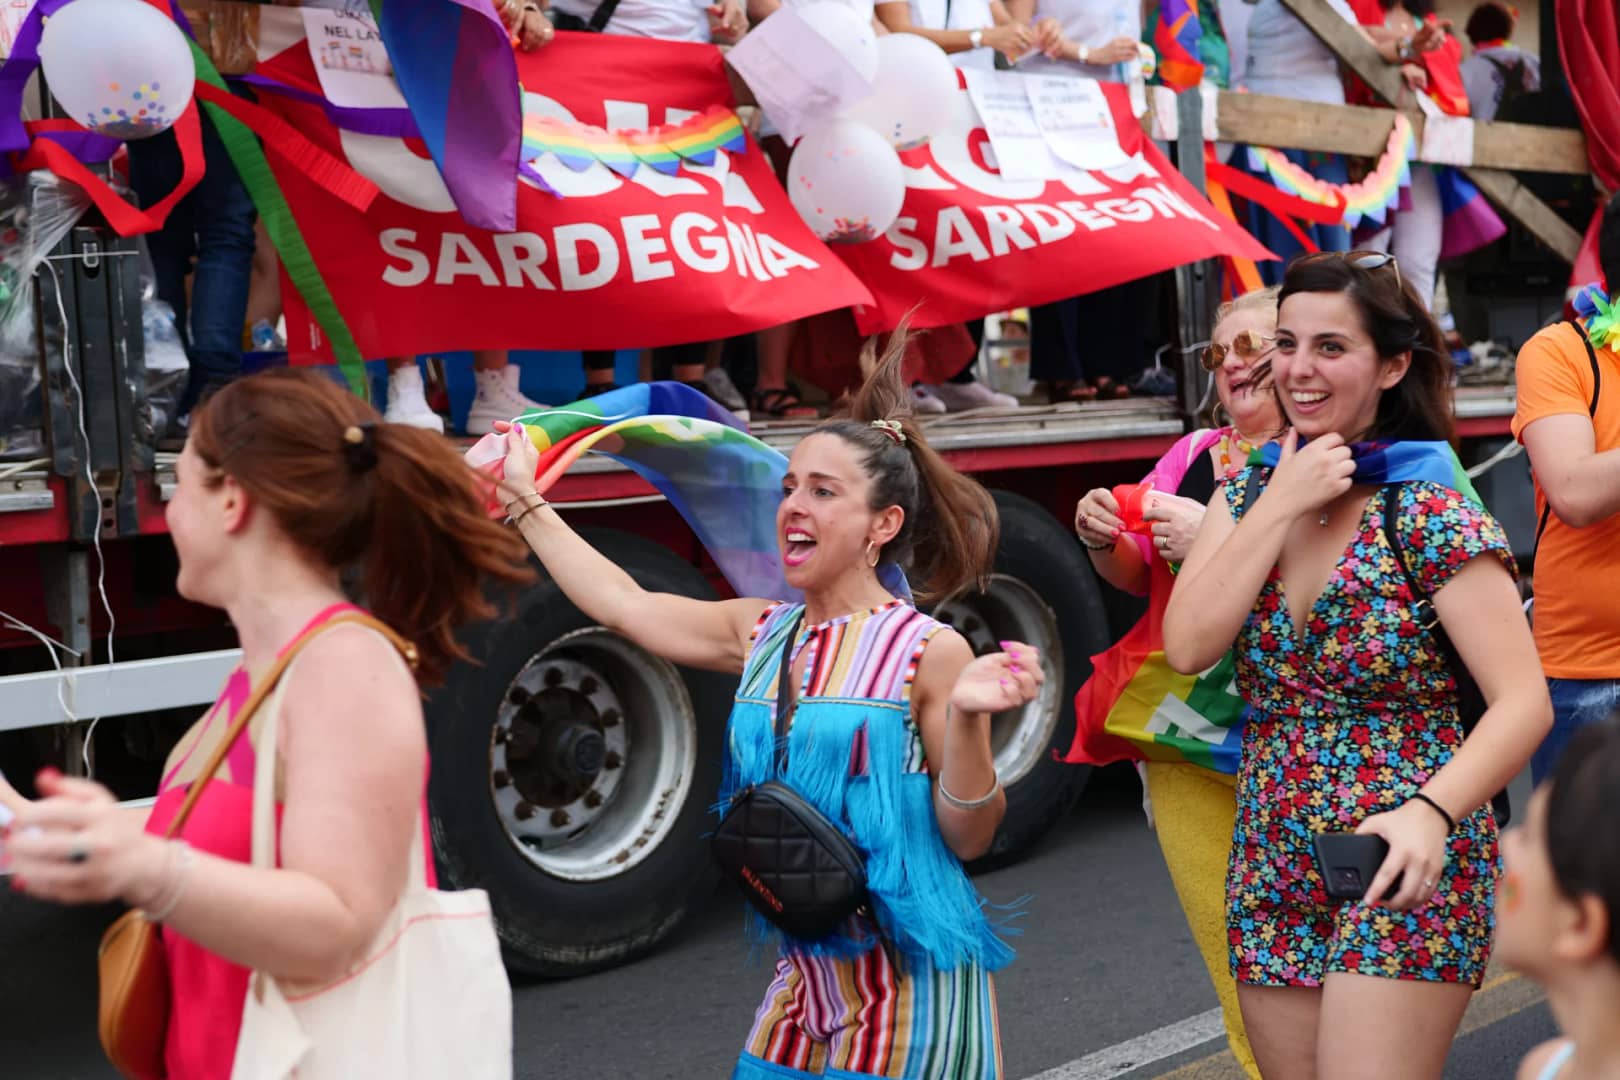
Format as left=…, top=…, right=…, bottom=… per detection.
left=511, top=382, right=909, bottom=603
left=1575, top=284, right=1620, bottom=353
left=1247, top=438, right=1481, bottom=504
left=1247, top=114, right=1415, bottom=230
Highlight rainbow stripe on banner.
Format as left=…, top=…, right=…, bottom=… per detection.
left=521, top=105, right=745, bottom=179
left=1247, top=114, right=1415, bottom=230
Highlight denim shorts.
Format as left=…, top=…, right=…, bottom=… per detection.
left=1536, top=678, right=1620, bottom=783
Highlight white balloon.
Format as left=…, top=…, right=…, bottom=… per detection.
left=39, top=0, right=196, bottom=140
left=795, top=2, right=879, bottom=84
left=786, top=119, right=904, bottom=244
left=840, top=32, right=957, bottom=149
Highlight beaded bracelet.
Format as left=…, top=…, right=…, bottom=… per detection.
left=937, top=775, right=1001, bottom=811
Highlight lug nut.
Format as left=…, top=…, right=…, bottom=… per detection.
left=507, top=686, right=531, bottom=707
left=515, top=801, right=536, bottom=821
left=604, top=751, right=623, bottom=770
left=543, top=667, right=564, bottom=688
left=580, top=676, right=599, bottom=695
left=493, top=769, right=512, bottom=789
left=550, top=809, right=571, bottom=828
left=583, top=790, right=604, bottom=809
left=494, top=727, right=510, bottom=745
left=601, top=708, right=621, bottom=728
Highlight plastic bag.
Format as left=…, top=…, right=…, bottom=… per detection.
left=142, top=296, right=189, bottom=441
left=0, top=173, right=91, bottom=460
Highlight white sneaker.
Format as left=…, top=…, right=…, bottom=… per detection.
left=383, top=363, right=444, bottom=433
left=701, top=367, right=750, bottom=423
left=910, top=384, right=947, bottom=414
left=466, top=365, right=548, bottom=435
left=925, top=379, right=1019, bottom=412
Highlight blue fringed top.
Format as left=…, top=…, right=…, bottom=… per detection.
left=717, top=600, right=1016, bottom=973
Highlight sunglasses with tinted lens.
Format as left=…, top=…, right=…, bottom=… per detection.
left=1200, top=327, right=1274, bottom=371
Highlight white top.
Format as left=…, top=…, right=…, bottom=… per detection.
left=549, top=0, right=712, bottom=41
left=1238, top=0, right=1356, bottom=104
left=1460, top=43, right=1542, bottom=122
left=904, top=0, right=997, bottom=71
left=1015, top=0, right=1140, bottom=82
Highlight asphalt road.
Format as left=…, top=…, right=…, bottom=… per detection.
left=0, top=767, right=1553, bottom=1079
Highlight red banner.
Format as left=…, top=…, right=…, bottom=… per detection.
left=256, top=34, right=874, bottom=362
left=840, top=81, right=1274, bottom=335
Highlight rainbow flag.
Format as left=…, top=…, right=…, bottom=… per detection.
left=1154, top=0, right=1205, bottom=91
left=1247, top=114, right=1415, bottom=230
left=369, top=0, right=522, bottom=231
left=505, top=383, right=908, bottom=603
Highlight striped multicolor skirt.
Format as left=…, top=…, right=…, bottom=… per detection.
left=730, top=943, right=1003, bottom=1079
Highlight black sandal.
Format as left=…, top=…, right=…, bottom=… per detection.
left=1044, top=379, right=1097, bottom=404
left=750, top=385, right=820, bottom=419
left=1092, top=377, right=1131, bottom=400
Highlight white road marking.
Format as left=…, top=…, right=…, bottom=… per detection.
left=1020, top=1007, right=1225, bottom=1080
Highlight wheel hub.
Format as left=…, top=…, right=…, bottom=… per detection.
left=488, top=629, right=697, bottom=883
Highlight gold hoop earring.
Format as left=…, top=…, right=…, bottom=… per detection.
left=865, top=540, right=880, bottom=568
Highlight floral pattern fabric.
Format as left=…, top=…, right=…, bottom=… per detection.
left=1222, top=470, right=1515, bottom=987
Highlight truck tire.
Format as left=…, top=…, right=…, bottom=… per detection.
left=425, top=529, right=734, bottom=978
left=931, top=490, right=1109, bottom=869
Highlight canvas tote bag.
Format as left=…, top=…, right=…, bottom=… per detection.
left=230, top=634, right=512, bottom=1080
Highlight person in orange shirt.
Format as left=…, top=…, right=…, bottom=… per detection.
left=1512, top=193, right=1620, bottom=782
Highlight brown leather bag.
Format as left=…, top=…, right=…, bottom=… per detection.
left=97, top=613, right=417, bottom=1080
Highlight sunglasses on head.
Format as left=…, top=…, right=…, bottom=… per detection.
left=1200, top=327, right=1274, bottom=371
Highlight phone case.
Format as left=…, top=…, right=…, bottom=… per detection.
left=1312, top=832, right=1393, bottom=901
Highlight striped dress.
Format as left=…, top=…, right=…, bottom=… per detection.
left=727, top=600, right=1007, bottom=1080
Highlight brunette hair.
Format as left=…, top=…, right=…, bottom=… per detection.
left=1278, top=251, right=1456, bottom=444
left=1464, top=1, right=1513, bottom=43
left=189, top=369, right=533, bottom=684
left=812, top=330, right=998, bottom=602
left=1545, top=715, right=1620, bottom=965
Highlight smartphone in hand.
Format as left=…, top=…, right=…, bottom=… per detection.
left=1313, top=832, right=1396, bottom=901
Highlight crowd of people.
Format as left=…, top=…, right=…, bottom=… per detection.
left=133, top=0, right=1547, bottom=442
left=1, top=213, right=1618, bottom=1076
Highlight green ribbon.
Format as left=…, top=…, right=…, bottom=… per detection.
left=185, top=41, right=369, bottom=398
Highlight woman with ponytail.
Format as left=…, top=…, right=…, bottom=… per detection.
left=5, top=369, right=531, bottom=1077
left=493, top=334, right=1040, bottom=1080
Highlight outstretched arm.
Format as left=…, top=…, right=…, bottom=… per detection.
left=496, top=424, right=769, bottom=674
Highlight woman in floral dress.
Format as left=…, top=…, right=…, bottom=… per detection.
left=1162, top=251, right=1551, bottom=1080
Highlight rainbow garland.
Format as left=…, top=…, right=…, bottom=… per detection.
left=1575, top=285, right=1620, bottom=353
left=1245, top=113, right=1416, bottom=231
left=521, top=104, right=746, bottom=179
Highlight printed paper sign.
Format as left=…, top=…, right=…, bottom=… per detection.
left=1024, top=74, right=1127, bottom=171
left=725, top=6, right=872, bottom=144
left=963, top=69, right=1059, bottom=182
left=301, top=7, right=406, bottom=110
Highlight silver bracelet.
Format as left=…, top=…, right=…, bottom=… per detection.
left=937, top=775, right=1001, bottom=811
left=144, top=840, right=194, bottom=923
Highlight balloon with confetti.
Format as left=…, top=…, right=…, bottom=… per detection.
left=786, top=118, right=904, bottom=244
left=39, top=0, right=196, bottom=140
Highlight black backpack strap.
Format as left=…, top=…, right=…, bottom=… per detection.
left=1532, top=320, right=1602, bottom=550
left=773, top=611, right=806, bottom=768
left=1234, top=466, right=1266, bottom=519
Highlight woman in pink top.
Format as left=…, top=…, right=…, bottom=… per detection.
left=1069, top=286, right=1285, bottom=1080
left=3, top=369, right=530, bottom=1077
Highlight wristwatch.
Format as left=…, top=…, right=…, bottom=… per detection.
left=970, top=28, right=983, bottom=48
left=1078, top=44, right=1090, bottom=63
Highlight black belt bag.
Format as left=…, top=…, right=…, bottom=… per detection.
left=711, top=613, right=869, bottom=940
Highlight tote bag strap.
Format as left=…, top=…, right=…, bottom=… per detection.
left=248, top=618, right=425, bottom=888
left=164, top=614, right=412, bottom=840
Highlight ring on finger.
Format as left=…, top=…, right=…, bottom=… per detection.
left=67, top=844, right=90, bottom=865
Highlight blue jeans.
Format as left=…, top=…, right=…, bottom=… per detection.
left=1535, top=678, right=1620, bottom=784
left=127, top=95, right=257, bottom=416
